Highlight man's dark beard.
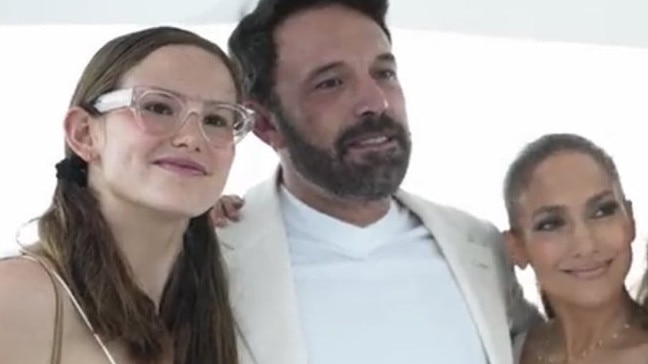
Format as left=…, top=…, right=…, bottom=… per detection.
left=275, top=109, right=411, bottom=201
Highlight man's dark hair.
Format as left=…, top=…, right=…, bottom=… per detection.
left=228, top=0, right=391, bottom=108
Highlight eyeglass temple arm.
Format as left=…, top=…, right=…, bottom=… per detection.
left=93, top=89, right=134, bottom=113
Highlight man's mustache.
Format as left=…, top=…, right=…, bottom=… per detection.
left=335, top=114, right=409, bottom=153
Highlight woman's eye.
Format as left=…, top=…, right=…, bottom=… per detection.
left=593, top=201, right=619, bottom=218
left=534, top=218, right=564, bottom=232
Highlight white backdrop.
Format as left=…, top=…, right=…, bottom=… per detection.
left=2, top=23, right=648, bottom=308
left=3, top=0, right=648, bottom=49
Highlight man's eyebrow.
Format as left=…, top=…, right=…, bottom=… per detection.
left=306, top=61, right=344, bottom=81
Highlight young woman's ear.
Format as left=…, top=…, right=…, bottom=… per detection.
left=63, top=106, right=99, bottom=162
left=504, top=230, right=529, bottom=269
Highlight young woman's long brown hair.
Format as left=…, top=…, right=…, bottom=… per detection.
left=29, top=26, right=240, bottom=364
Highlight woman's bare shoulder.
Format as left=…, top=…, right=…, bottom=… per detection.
left=0, top=257, right=59, bottom=362
left=626, top=341, right=648, bottom=363
left=615, top=330, right=648, bottom=364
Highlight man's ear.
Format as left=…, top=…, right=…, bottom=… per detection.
left=63, top=106, right=99, bottom=162
left=504, top=229, right=529, bottom=269
left=245, top=100, right=286, bottom=150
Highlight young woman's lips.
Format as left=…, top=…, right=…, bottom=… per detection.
left=154, top=157, right=207, bottom=176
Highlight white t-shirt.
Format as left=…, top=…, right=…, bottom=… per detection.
left=280, top=187, right=488, bottom=364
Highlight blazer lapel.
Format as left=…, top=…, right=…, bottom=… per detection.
left=396, top=190, right=512, bottom=364
left=218, top=174, right=308, bottom=364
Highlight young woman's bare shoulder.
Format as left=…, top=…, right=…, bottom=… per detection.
left=0, top=257, right=59, bottom=362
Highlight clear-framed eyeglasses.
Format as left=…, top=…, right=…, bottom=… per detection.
left=92, top=86, right=255, bottom=147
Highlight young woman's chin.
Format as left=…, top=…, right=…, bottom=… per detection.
left=140, top=197, right=216, bottom=220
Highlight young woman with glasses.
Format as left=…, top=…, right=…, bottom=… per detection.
left=0, top=26, right=254, bottom=364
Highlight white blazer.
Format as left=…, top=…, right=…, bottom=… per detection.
left=218, top=174, right=539, bottom=364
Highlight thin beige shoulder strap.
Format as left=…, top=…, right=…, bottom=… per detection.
left=19, top=253, right=119, bottom=364
left=44, top=257, right=64, bottom=364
